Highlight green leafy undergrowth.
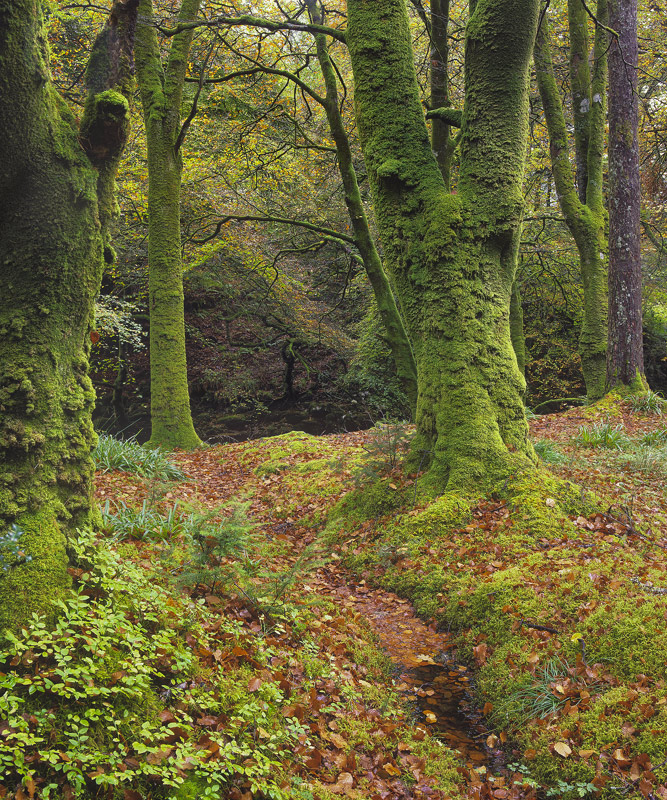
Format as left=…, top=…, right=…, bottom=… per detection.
left=0, top=530, right=305, bottom=799
left=1, top=513, right=464, bottom=799
left=93, top=434, right=185, bottom=481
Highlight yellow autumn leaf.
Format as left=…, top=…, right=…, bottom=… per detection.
left=554, top=742, right=572, bottom=757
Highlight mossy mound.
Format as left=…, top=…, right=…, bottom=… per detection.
left=328, top=463, right=667, bottom=797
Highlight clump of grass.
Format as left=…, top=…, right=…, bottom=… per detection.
left=101, top=500, right=197, bottom=541
left=639, top=428, right=667, bottom=447
left=93, top=434, right=184, bottom=481
left=574, top=422, right=628, bottom=450
left=628, top=389, right=665, bottom=416
left=495, top=658, right=572, bottom=726
left=620, top=445, right=667, bottom=476
left=532, top=439, right=567, bottom=464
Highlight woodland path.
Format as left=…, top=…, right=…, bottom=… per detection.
left=103, top=430, right=534, bottom=799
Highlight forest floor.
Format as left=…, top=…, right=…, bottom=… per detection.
left=4, top=398, right=667, bottom=800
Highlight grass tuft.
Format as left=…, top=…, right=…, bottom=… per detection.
left=627, top=389, right=665, bottom=416
left=93, top=434, right=184, bottom=481
left=532, top=439, right=567, bottom=464
left=574, top=422, right=628, bottom=450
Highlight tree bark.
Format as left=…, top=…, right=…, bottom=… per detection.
left=346, top=0, right=538, bottom=491
left=136, top=0, right=202, bottom=449
left=0, top=0, right=137, bottom=629
left=534, top=5, right=609, bottom=401
left=606, top=0, right=645, bottom=389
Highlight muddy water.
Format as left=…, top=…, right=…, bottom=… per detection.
left=326, top=581, right=496, bottom=769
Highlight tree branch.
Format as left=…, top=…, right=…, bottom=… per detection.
left=192, top=214, right=356, bottom=246
left=152, top=13, right=346, bottom=44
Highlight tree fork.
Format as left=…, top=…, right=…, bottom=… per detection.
left=346, top=0, right=538, bottom=491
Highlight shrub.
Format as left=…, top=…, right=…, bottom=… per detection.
left=0, top=530, right=302, bottom=799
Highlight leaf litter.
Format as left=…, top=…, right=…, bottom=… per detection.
left=86, top=404, right=667, bottom=798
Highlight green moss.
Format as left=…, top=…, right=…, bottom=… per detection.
left=0, top=509, right=70, bottom=631
left=334, top=477, right=408, bottom=524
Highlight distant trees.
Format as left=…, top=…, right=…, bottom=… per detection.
left=534, top=0, right=609, bottom=401
left=0, top=0, right=137, bottom=629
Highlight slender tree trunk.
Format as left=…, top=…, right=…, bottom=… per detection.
left=347, top=0, right=538, bottom=491
left=430, top=0, right=455, bottom=190
left=136, top=0, right=202, bottom=449
left=534, top=5, right=609, bottom=400
left=306, top=0, right=418, bottom=415
left=0, top=0, right=137, bottom=629
left=606, top=0, right=645, bottom=389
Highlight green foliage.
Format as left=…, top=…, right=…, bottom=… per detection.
left=532, top=439, right=567, bottom=464
left=574, top=422, right=629, bottom=450
left=493, top=658, right=573, bottom=725
left=93, top=434, right=184, bottom=480
left=0, top=530, right=302, bottom=799
left=354, top=421, right=413, bottom=485
left=94, top=296, right=145, bottom=350
left=173, top=503, right=255, bottom=594
left=620, top=444, right=667, bottom=476
left=509, top=763, right=597, bottom=799
left=639, top=427, right=667, bottom=446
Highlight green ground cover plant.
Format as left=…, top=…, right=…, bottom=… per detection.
left=93, top=435, right=185, bottom=481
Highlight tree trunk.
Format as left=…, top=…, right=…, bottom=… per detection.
left=0, top=0, right=137, bottom=629
left=430, top=0, right=455, bottom=190
left=346, top=0, right=538, bottom=492
left=534, top=6, right=609, bottom=401
left=606, top=0, right=645, bottom=389
left=306, top=0, right=418, bottom=415
left=136, top=0, right=202, bottom=449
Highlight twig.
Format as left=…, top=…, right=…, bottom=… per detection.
left=520, top=618, right=560, bottom=634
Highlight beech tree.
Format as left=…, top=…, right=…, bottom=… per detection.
left=135, top=0, right=202, bottom=449
left=534, top=1, right=609, bottom=400
left=0, top=0, right=137, bottom=628
left=606, top=0, right=645, bottom=389
left=346, top=0, right=539, bottom=490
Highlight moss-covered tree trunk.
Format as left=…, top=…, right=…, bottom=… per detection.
left=606, top=0, right=645, bottom=390
left=136, top=0, right=202, bottom=449
left=0, top=0, right=137, bottom=629
left=305, top=0, right=418, bottom=415
left=346, top=0, right=538, bottom=491
left=534, top=2, right=609, bottom=400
